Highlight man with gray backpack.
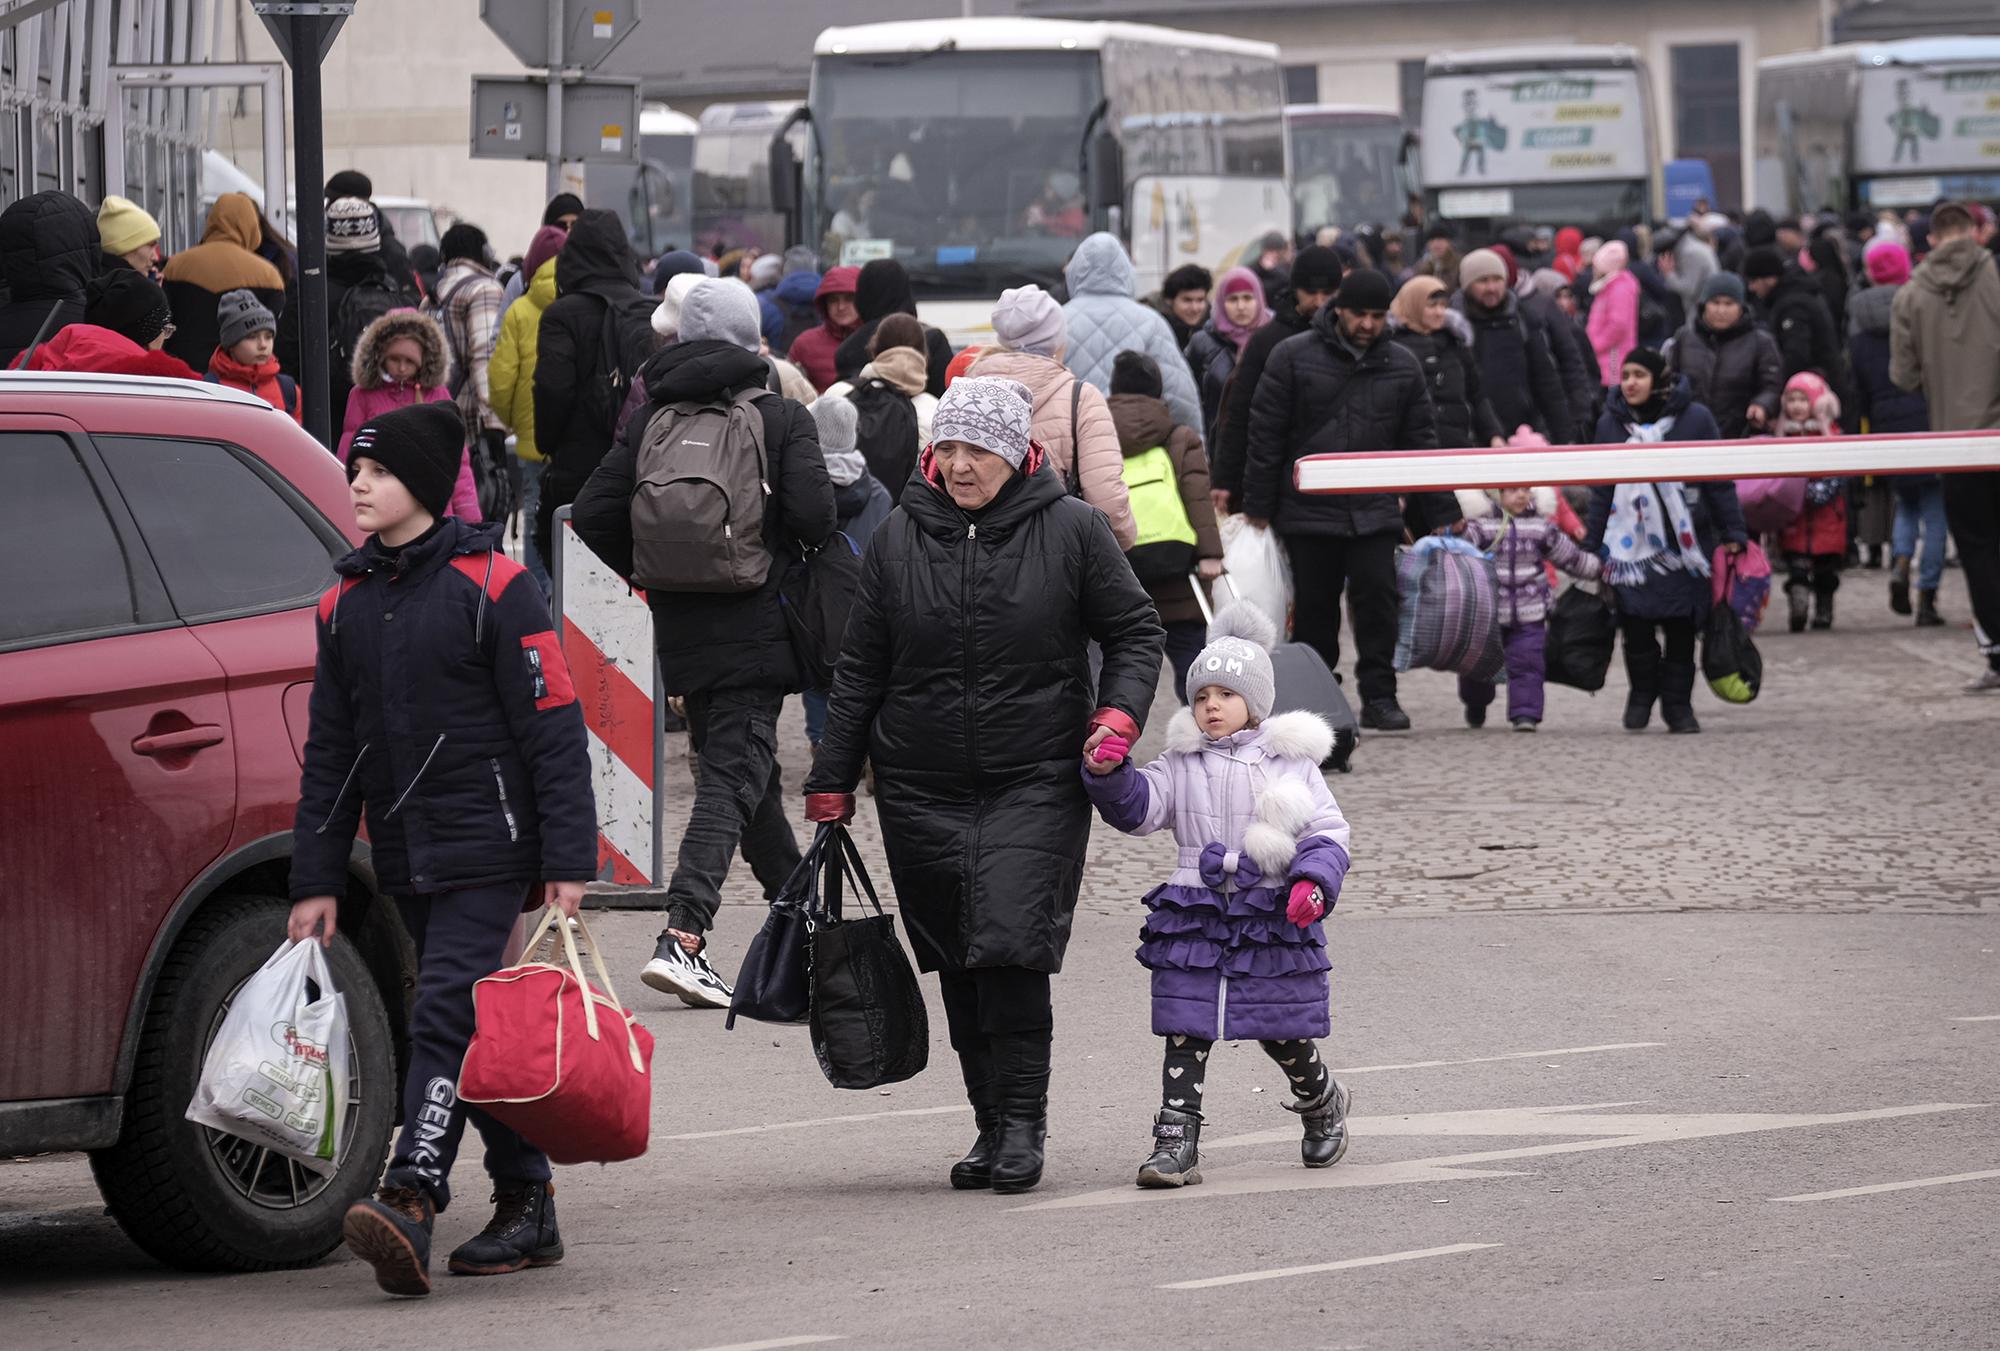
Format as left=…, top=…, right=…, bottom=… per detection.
left=571, top=278, right=837, bottom=1007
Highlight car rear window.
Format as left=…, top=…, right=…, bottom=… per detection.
left=0, top=432, right=136, bottom=646
left=94, top=437, right=339, bottom=622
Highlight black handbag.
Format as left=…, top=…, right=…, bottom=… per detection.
left=809, top=826, right=929, bottom=1090
left=1544, top=583, right=1618, bottom=692
left=725, top=832, right=832, bottom=1029
left=778, top=531, right=864, bottom=689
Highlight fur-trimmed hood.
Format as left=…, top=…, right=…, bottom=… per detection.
left=351, top=307, right=447, bottom=388
left=1163, top=708, right=1336, bottom=878
left=1454, top=485, right=1559, bottom=521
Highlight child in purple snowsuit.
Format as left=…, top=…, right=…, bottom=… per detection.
left=1455, top=485, right=1603, bottom=730
left=1082, top=602, right=1353, bottom=1189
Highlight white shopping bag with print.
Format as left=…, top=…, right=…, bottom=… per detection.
left=1217, top=514, right=1293, bottom=636
left=185, top=938, right=350, bottom=1175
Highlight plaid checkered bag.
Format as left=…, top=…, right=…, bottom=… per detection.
left=1394, top=536, right=1505, bottom=682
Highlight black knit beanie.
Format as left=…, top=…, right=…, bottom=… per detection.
left=85, top=268, right=173, bottom=346
left=1333, top=267, right=1395, bottom=312
left=1110, top=350, right=1163, bottom=400
left=543, top=193, right=585, bottom=226
left=324, top=168, right=373, bottom=203
left=1622, top=347, right=1669, bottom=383
left=1289, top=245, right=1344, bottom=294
left=1742, top=245, right=1786, bottom=282
left=347, top=401, right=465, bottom=520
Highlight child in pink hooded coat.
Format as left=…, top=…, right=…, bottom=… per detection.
left=339, top=308, right=480, bottom=521
left=1586, top=240, right=1640, bottom=387
left=1773, top=370, right=1846, bottom=631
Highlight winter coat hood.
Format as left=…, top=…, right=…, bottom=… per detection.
left=815, top=265, right=862, bottom=318
left=853, top=259, right=917, bottom=323
left=1107, top=391, right=1177, bottom=457
left=26, top=323, right=200, bottom=379
left=775, top=269, right=821, bottom=307
left=642, top=337, right=768, bottom=404
left=1455, top=486, right=1559, bottom=520
left=1064, top=231, right=1138, bottom=299
left=864, top=343, right=928, bottom=397
left=555, top=208, right=640, bottom=295
left=526, top=255, right=559, bottom=307
left=0, top=190, right=97, bottom=301
left=352, top=307, right=448, bottom=389
left=204, top=192, right=263, bottom=252
left=162, top=193, right=284, bottom=294
left=1848, top=282, right=1897, bottom=337
left=1914, top=237, right=1994, bottom=301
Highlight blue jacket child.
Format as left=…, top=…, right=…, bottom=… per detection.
left=287, top=399, right=597, bottom=1298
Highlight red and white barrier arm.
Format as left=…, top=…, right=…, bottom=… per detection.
left=1293, top=430, right=2000, bottom=495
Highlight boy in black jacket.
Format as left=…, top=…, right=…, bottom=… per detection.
left=287, top=400, right=597, bottom=1298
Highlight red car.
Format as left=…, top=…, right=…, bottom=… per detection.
left=0, top=372, right=410, bottom=1270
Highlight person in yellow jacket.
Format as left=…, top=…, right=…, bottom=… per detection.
left=490, top=226, right=566, bottom=585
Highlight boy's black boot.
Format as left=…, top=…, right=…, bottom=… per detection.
left=1889, top=556, right=1913, bottom=614
left=1660, top=660, right=1701, bottom=734
left=343, top=1184, right=436, bottom=1297
left=1917, top=589, right=1945, bottom=627
left=950, top=1048, right=1000, bottom=1190
left=1136, top=1108, right=1204, bottom=1188
left=447, top=1180, right=564, bottom=1276
left=1288, top=1078, right=1354, bottom=1168
left=988, top=1032, right=1051, bottom=1194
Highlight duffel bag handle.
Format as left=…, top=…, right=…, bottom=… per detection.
left=519, top=906, right=646, bottom=1072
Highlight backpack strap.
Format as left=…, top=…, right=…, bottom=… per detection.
left=277, top=372, right=299, bottom=415
left=1064, top=379, right=1083, bottom=498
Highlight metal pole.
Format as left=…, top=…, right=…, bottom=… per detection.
left=544, top=0, right=563, bottom=201
left=292, top=15, right=330, bottom=448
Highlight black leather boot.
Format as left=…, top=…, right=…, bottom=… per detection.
left=1811, top=587, right=1836, bottom=631
left=988, top=1032, right=1051, bottom=1195
left=1787, top=581, right=1811, bottom=633
left=446, top=1180, right=563, bottom=1276
left=1288, top=1078, right=1353, bottom=1168
left=1136, top=1108, right=1203, bottom=1188
left=1622, top=633, right=1660, bottom=731
left=1917, top=589, right=1945, bottom=627
left=949, top=1049, right=1000, bottom=1190
left=1660, top=659, right=1701, bottom=734
left=1889, top=556, right=1913, bottom=615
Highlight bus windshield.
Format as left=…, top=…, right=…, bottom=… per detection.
left=810, top=50, right=1101, bottom=298
left=1290, top=118, right=1405, bottom=234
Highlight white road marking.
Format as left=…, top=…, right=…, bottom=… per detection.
left=682, top=1338, right=847, bottom=1351
left=1771, top=1169, right=2000, bottom=1203
left=1161, top=1243, right=1501, bottom=1290
left=1949, top=1015, right=2000, bottom=1022
left=1020, top=1102, right=1989, bottom=1212
left=1337, top=1042, right=1664, bottom=1074
left=663, top=1105, right=968, bottom=1141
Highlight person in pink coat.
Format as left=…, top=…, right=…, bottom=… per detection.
left=339, top=308, right=481, bottom=521
left=1586, top=239, right=1640, bottom=387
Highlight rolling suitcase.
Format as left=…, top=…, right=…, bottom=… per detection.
left=1192, top=574, right=1359, bottom=773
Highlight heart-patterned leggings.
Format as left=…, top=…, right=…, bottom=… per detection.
left=1160, top=1035, right=1329, bottom=1116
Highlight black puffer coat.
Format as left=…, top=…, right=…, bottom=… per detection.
left=1758, top=267, right=1848, bottom=402
left=1665, top=312, right=1782, bottom=439
left=1243, top=304, right=1453, bottom=538
left=569, top=340, right=836, bottom=697
left=804, top=459, right=1165, bottom=973
left=0, top=191, right=97, bottom=367
left=1454, top=290, right=1574, bottom=443
left=1211, top=290, right=1315, bottom=498
left=1387, top=309, right=1503, bottom=450
left=289, top=519, right=598, bottom=901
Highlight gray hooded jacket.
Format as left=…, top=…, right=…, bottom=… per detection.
left=1060, top=232, right=1204, bottom=434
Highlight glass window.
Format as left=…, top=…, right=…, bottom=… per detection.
left=93, top=438, right=338, bottom=623
left=0, top=433, right=136, bottom=646
left=1284, top=64, right=1320, bottom=106
left=1673, top=44, right=1742, bottom=211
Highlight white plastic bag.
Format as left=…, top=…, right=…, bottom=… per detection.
left=1217, top=514, right=1293, bottom=636
left=186, top=939, right=350, bottom=1175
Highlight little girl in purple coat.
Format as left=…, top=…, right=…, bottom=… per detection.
left=1083, top=602, right=1353, bottom=1188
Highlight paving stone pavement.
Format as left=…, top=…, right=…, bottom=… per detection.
left=653, top=567, right=1998, bottom=931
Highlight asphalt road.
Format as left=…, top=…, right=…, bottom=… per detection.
left=5, top=571, right=1997, bottom=1349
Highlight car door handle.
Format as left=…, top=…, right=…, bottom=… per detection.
left=132, top=725, right=227, bottom=756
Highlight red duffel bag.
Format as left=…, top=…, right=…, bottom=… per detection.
left=459, top=907, right=654, bottom=1164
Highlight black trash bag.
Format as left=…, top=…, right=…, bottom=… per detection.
left=1544, top=584, right=1618, bottom=692
left=1703, top=598, right=1763, bottom=704
left=809, top=826, right=929, bottom=1090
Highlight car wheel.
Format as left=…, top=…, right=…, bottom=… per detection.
left=89, top=893, right=397, bottom=1272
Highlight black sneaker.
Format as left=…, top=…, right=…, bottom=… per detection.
left=448, top=1181, right=564, bottom=1276
left=343, top=1185, right=435, bottom=1297
left=1360, top=698, right=1411, bottom=732
left=641, top=934, right=733, bottom=1009
left=1136, top=1108, right=1204, bottom=1188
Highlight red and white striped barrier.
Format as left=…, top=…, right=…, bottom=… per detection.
left=1294, top=431, right=2000, bottom=495
left=552, top=506, right=662, bottom=886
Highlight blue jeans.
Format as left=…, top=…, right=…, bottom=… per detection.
left=517, top=456, right=550, bottom=589
left=1893, top=478, right=1948, bottom=592
left=803, top=687, right=829, bottom=744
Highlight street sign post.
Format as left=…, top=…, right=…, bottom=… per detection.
left=480, top=0, right=642, bottom=198
left=470, top=76, right=639, bottom=165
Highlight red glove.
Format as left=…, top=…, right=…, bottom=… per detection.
left=805, top=793, right=855, bottom=823
left=1089, top=734, right=1130, bottom=767
left=1287, top=880, right=1325, bottom=927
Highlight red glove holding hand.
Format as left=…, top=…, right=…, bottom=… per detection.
left=805, top=793, right=855, bottom=824
left=1287, top=880, right=1325, bottom=927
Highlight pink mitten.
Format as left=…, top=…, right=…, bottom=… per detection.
left=1287, top=880, right=1325, bottom=927
left=1089, top=734, right=1131, bottom=767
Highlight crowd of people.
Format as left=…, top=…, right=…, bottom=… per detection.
left=5, top=175, right=1997, bottom=1298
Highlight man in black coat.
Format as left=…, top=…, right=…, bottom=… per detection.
left=533, top=209, right=659, bottom=565
left=1210, top=244, right=1343, bottom=512
left=0, top=191, right=98, bottom=368
left=1454, top=249, right=1574, bottom=444
left=571, top=277, right=836, bottom=1009
left=1744, top=245, right=1849, bottom=405
left=1244, top=268, right=1455, bottom=732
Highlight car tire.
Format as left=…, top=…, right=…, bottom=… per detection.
left=89, top=893, right=397, bottom=1271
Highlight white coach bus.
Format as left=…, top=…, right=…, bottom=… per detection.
left=775, top=17, right=1291, bottom=348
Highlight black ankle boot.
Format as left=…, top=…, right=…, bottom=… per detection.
left=1660, top=660, right=1701, bottom=734
left=988, top=1032, right=1051, bottom=1195
left=1622, top=638, right=1659, bottom=730
left=1889, top=557, right=1913, bottom=615
left=1287, top=1078, right=1353, bottom=1168
left=1917, top=590, right=1944, bottom=627
left=949, top=1049, right=999, bottom=1190
left=1811, top=588, right=1835, bottom=630
left=1787, top=582, right=1811, bottom=633
left=1136, top=1108, right=1203, bottom=1188
left=446, top=1180, right=562, bottom=1276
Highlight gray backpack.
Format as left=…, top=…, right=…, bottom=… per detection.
left=630, top=388, right=773, bottom=593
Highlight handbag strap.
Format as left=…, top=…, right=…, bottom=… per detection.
left=835, top=827, right=885, bottom=918
left=1064, top=379, right=1083, bottom=498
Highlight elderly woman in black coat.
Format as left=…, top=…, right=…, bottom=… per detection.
left=804, top=375, right=1166, bottom=1195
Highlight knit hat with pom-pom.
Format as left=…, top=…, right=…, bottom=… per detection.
left=1187, top=600, right=1278, bottom=723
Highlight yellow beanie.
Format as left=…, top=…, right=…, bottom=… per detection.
left=97, top=195, right=161, bottom=257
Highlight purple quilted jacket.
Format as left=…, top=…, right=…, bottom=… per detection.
left=1460, top=501, right=1602, bottom=626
